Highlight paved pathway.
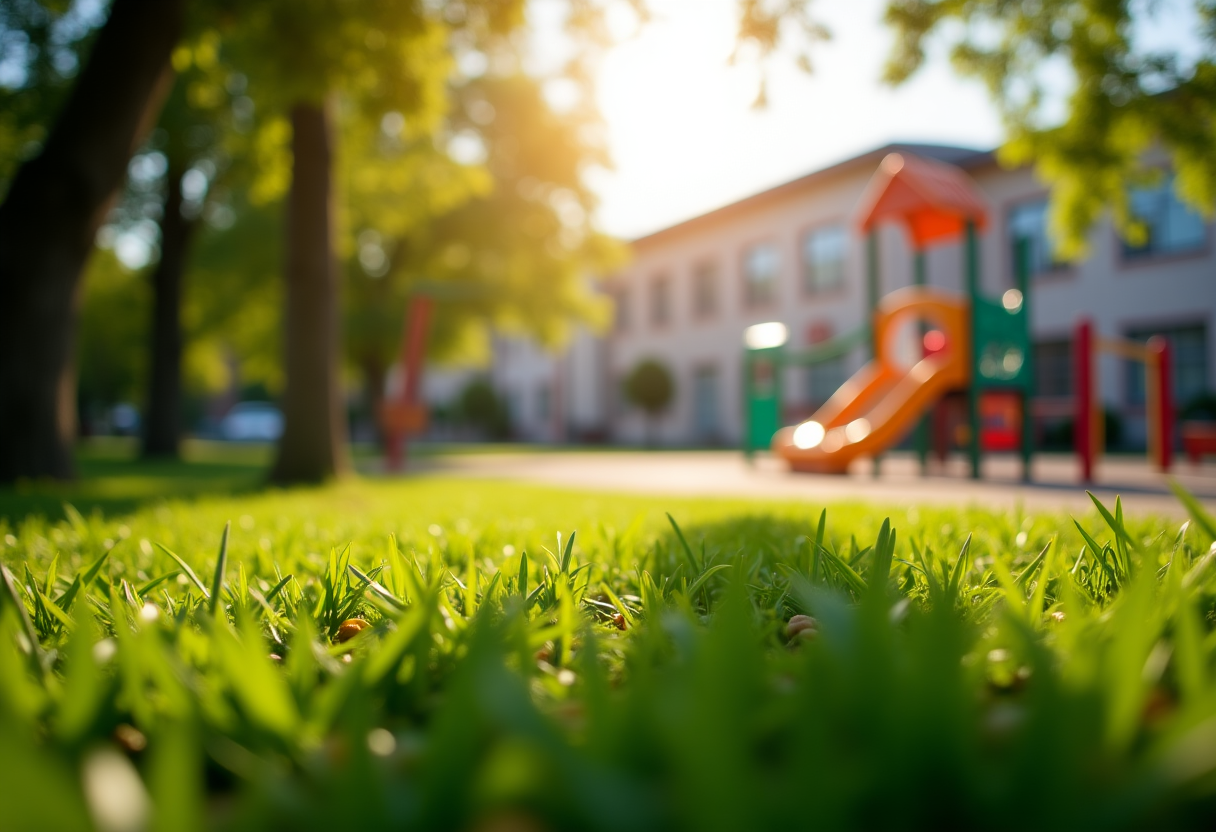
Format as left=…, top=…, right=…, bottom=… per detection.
left=394, top=448, right=1216, bottom=518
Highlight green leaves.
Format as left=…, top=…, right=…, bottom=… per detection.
left=885, top=0, right=1216, bottom=257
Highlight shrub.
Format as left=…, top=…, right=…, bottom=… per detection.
left=624, top=358, right=674, bottom=445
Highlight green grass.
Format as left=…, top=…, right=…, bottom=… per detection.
left=3, top=466, right=1216, bottom=830
left=0, top=438, right=270, bottom=522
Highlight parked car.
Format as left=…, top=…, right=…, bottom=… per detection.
left=111, top=403, right=141, bottom=436
left=220, top=401, right=284, bottom=441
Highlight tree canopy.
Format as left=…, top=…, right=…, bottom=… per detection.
left=884, top=0, right=1216, bottom=255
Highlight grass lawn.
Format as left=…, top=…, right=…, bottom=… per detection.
left=3, top=450, right=1216, bottom=830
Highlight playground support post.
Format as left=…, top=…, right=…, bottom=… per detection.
left=867, top=230, right=882, bottom=477
left=1147, top=336, right=1174, bottom=471
left=913, top=248, right=929, bottom=475
left=1075, top=318, right=1094, bottom=482
left=964, top=221, right=980, bottom=479
left=742, top=351, right=754, bottom=461
left=1014, top=237, right=1033, bottom=482
left=866, top=231, right=880, bottom=325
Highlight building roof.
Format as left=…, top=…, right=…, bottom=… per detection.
left=630, top=142, right=995, bottom=249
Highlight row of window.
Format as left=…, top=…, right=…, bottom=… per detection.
left=615, top=225, right=849, bottom=332
left=617, top=176, right=1208, bottom=333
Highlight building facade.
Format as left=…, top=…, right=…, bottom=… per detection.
left=473, top=142, right=1216, bottom=448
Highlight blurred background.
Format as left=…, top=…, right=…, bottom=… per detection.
left=0, top=0, right=1212, bottom=484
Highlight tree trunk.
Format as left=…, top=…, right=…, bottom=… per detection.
left=0, top=0, right=182, bottom=482
left=142, top=166, right=197, bottom=459
left=270, top=99, right=350, bottom=484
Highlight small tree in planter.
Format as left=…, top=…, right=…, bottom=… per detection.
left=457, top=378, right=511, bottom=441
left=624, top=358, right=674, bottom=447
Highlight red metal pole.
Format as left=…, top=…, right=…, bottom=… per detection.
left=399, top=296, right=433, bottom=469
left=1075, top=319, right=1093, bottom=482
left=385, top=295, right=433, bottom=472
left=402, top=296, right=433, bottom=409
left=1148, top=335, right=1173, bottom=472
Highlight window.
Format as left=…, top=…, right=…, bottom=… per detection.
left=743, top=243, right=778, bottom=307
left=1034, top=340, right=1072, bottom=398
left=691, top=261, right=718, bottom=320
left=692, top=365, right=720, bottom=441
left=650, top=274, right=671, bottom=328
left=1122, top=174, right=1207, bottom=259
left=1007, top=200, right=1068, bottom=277
left=807, top=357, right=847, bottom=409
left=1125, top=324, right=1208, bottom=408
left=613, top=286, right=630, bottom=333
left=802, top=225, right=847, bottom=294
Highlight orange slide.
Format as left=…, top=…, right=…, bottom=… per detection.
left=773, top=287, right=971, bottom=473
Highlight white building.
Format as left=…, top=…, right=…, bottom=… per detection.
left=456, top=142, right=1216, bottom=449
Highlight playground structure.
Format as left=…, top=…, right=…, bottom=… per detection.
left=748, top=151, right=1177, bottom=482
left=1074, top=319, right=1173, bottom=479
left=749, top=151, right=1035, bottom=479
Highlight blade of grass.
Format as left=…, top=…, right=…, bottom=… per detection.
left=465, top=551, right=478, bottom=617
left=1015, top=540, right=1053, bottom=590
left=1, top=565, right=48, bottom=679
left=43, top=553, right=58, bottom=597
left=560, top=530, right=577, bottom=575
left=867, top=519, right=895, bottom=602
left=1087, top=492, right=1136, bottom=570
left=264, top=573, right=294, bottom=604
left=1073, top=519, right=1119, bottom=581
left=56, top=550, right=109, bottom=614
left=601, top=583, right=636, bottom=628
left=946, top=533, right=973, bottom=601
left=35, top=589, right=74, bottom=631
left=209, top=522, right=230, bottom=617
left=136, top=571, right=180, bottom=597
left=155, top=544, right=208, bottom=599
left=687, top=563, right=732, bottom=599
left=666, top=513, right=699, bottom=574
left=811, top=508, right=826, bottom=583
left=819, top=546, right=868, bottom=597
left=1169, top=480, right=1216, bottom=541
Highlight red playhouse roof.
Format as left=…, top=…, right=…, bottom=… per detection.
left=855, top=152, right=989, bottom=248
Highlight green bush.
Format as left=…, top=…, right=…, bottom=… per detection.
left=457, top=378, right=511, bottom=440
left=624, top=358, right=674, bottom=445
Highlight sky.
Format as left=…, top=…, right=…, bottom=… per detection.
left=586, top=0, right=1005, bottom=240
left=583, top=0, right=1205, bottom=241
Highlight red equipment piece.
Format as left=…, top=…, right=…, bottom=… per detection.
left=381, top=295, right=433, bottom=471
left=1075, top=319, right=1094, bottom=482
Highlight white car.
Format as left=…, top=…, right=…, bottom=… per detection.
left=220, top=402, right=284, bottom=441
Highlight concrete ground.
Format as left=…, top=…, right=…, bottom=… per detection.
left=397, top=447, right=1216, bottom=518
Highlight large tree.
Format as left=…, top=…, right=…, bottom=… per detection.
left=0, top=0, right=184, bottom=481
left=219, top=3, right=468, bottom=483
left=140, top=33, right=240, bottom=459
left=226, top=0, right=627, bottom=483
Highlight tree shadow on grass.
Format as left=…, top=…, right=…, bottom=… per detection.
left=0, top=437, right=271, bottom=525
